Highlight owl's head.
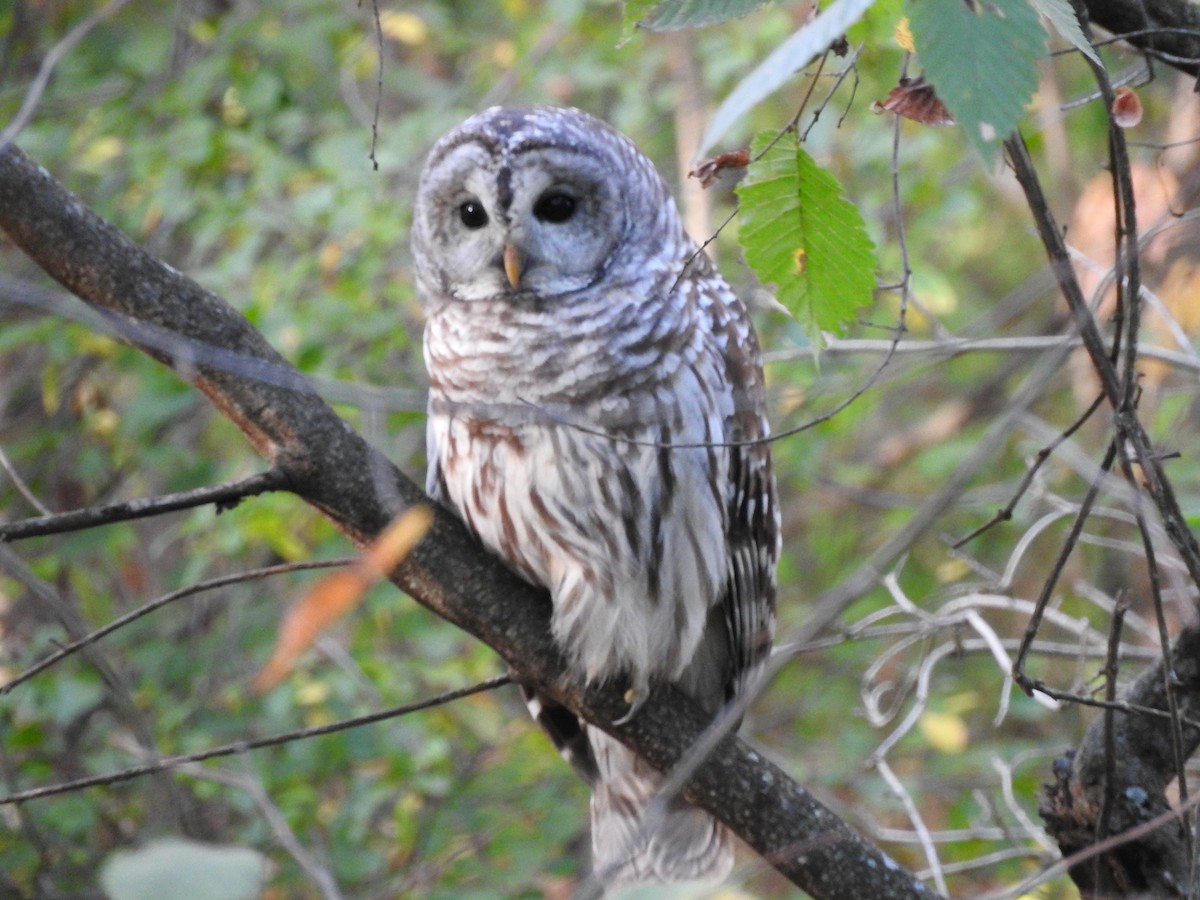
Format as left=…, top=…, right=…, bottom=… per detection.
left=411, top=106, right=683, bottom=309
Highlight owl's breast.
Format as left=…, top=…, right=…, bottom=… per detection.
left=426, top=371, right=731, bottom=689
left=422, top=276, right=701, bottom=407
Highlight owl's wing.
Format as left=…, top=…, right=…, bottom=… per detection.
left=723, top=420, right=777, bottom=700
left=713, top=284, right=779, bottom=703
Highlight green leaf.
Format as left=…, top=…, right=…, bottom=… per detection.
left=100, top=839, right=267, bottom=900
left=737, top=131, right=876, bottom=347
left=624, top=0, right=775, bottom=32
left=698, top=0, right=877, bottom=154
left=1030, top=0, right=1100, bottom=64
left=907, top=0, right=1045, bottom=164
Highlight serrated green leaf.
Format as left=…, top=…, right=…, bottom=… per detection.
left=907, top=0, right=1045, bottom=164
left=737, top=131, right=876, bottom=348
left=1030, top=0, right=1100, bottom=63
left=698, top=0, right=876, bottom=154
left=624, top=0, right=775, bottom=32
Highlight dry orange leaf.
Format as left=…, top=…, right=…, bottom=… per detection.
left=688, top=148, right=750, bottom=188
left=872, top=76, right=955, bottom=127
left=252, top=505, right=434, bottom=693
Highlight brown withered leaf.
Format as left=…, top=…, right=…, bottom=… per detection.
left=873, top=76, right=956, bottom=127
left=689, top=148, right=751, bottom=188
left=252, top=505, right=434, bottom=693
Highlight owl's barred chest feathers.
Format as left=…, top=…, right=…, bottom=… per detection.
left=425, top=277, right=735, bottom=687
left=425, top=262, right=702, bottom=404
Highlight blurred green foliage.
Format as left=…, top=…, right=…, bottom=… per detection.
left=2, top=0, right=1198, bottom=897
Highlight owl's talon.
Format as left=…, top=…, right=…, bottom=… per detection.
left=613, top=684, right=649, bottom=726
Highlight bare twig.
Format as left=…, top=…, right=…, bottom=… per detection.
left=0, top=558, right=353, bottom=696
left=0, top=445, right=51, bottom=515
left=1012, top=441, right=1119, bottom=691
left=0, top=0, right=136, bottom=152
left=953, top=392, right=1106, bottom=549
left=878, top=759, right=947, bottom=896
left=0, top=469, right=289, bottom=541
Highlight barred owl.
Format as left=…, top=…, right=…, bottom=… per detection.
left=412, top=106, right=778, bottom=888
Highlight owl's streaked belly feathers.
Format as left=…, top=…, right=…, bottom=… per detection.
left=425, top=298, right=732, bottom=693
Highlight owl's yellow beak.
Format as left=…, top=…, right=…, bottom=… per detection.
left=502, top=242, right=524, bottom=289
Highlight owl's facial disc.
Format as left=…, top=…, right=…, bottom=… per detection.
left=419, top=139, right=626, bottom=304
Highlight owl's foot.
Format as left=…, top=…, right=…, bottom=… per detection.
left=613, top=681, right=649, bottom=726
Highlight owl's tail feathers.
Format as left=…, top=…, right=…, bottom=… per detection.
left=588, top=729, right=734, bottom=891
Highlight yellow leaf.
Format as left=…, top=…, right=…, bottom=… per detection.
left=295, top=679, right=331, bottom=706
left=918, top=710, right=969, bottom=754
left=80, top=136, right=123, bottom=174
left=380, top=11, right=428, bottom=46
left=896, top=17, right=916, bottom=53
left=318, top=241, right=342, bottom=278
left=492, top=40, right=517, bottom=68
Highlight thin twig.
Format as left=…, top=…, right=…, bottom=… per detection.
left=191, top=759, right=346, bottom=900
left=0, top=469, right=289, bottom=540
left=878, top=759, right=948, bottom=896
left=0, top=0, right=136, bottom=152
left=0, top=445, right=51, bottom=515
left=1096, top=591, right=1128, bottom=879
left=0, top=558, right=353, bottom=696
left=1012, top=441, right=1119, bottom=690
left=953, top=392, right=1106, bottom=549
left=766, top=335, right=1200, bottom=371
left=367, top=0, right=382, bottom=170
left=1007, top=129, right=1200, bottom=598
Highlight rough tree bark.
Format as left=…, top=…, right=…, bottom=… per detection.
left=1040, top=623, right=1200, bottom=897
left=0, top=145, right=939, bottom=899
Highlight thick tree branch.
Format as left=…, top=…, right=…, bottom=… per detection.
left=0, top=143, right=940, bottom=898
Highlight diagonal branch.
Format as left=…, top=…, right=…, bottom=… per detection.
left=0, top=142, right=940, bottom=899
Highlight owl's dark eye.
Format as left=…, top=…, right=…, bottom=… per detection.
left=533, top=192, right=577, bottom=224
left=459, top=199, right=489, bottom=229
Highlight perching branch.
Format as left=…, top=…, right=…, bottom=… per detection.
left=0, top=142, right=940, bottom=899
